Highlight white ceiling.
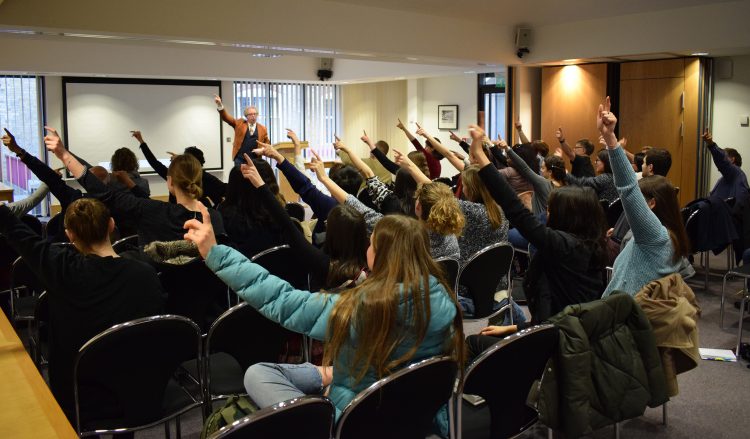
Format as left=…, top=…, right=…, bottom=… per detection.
left=0, top=0, right=748, bottom=82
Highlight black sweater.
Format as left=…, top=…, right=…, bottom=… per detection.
left=0, top=205, right=164, bottom=417
left=478, top=165, right=604, bottom=326
left=77, top=171, right=226, bottom=247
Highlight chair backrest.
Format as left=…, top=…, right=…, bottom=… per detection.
left=435, top=257, right=460, bottom=294
left=251, top=245, right=309, bottom=290
left=210, top=395, right=335, bottom=439
left=112, top=234, right=139, bottom=253
left=206, top=302, right=292, bottom=374
left=74, top=315, right=203, bottom=433
left=335, top=356, right=457, bottom=439
left=10, top=256, right=44, bottom=295
left=160, top=257, right=229, bottom=331
left=459, top=324, right=558, bottom=439
left=606, top=198, right=623, bottom=228
left=457, top=243, right=514, bottom=318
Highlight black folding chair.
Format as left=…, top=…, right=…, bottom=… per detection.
left=112, top=234, right=140, bottom=253
left=160, top=258, right=229, bottom=332
left=209, top=395, right=335, bottom=439
left=455, top=325, right=558, bottom=439
left=435, top=257, right=460, bottom=294
left=335, top=356, right=457, bottom=439
left=9, top=256, right=44, bottom=327
left=30, top=290, right=49, bottom=370
left=196, top=302, right=293, bottom=417
left=458, top=243, right=515, bottom=332
left=74, top=315, right=203, bottom=437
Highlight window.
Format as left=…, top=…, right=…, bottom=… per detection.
left=0, top=76, right=46, bottom=214
left=233, top=81, right=341, bottom=161
left=478, top=73, right=506, bottom=142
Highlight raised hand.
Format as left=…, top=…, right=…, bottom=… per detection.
left=468, top=124, right=485, bottom=141
left=396, top=118, right=406, bottom=130
left=309, top=149, right=326, bottom=179
left=597, top=96, right=618, bottom=147
left=449, top=130, right=461, bottom=143
left=286, top=128, right=299, bottom=144
left=253, top=141, right=283, bottom=162
left=183, top=202, right=217, bottom=260
left=112, top=170, right=134, bottom=187
left=130, top=130, right=144, bottom=144
left=701, top=129, right=713, bottom=144
left=360, top=130, right=371, bottom=146
left=43, top=126, right=65, bottom=156
left=333, top=134, right=347, bottom=152
left=514, top=120, right=523, bottom=130
left=2, top=128, right=22, bottom=155
left=555, top=126, right=565, bottom=142
left=393, top=150, right=413, bottom=169
left=415, top=122, right=427, bottom=137
left=214, top=95, right=222, bottom=106
left=493, top=135, right=509, bottom=149
left=240, top=153, right=265, bottom=188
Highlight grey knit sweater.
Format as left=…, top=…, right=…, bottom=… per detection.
left=603, top=146, right=680, bottom=296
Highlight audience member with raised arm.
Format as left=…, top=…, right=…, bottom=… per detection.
left=133, top=130, right=226, bottom=206
left=337, top=130, right=392, bottom=185
left=463, top=124, right=607, bottom=354
left=44, top=127, right=226, bottom=248
left=597, top=97, right=689, bottom=296
left=214, top=94, right=270, bottom=166
left=0, top=196, right=163, bottom=423
left=702, top=130, right=749, bottom=200
left=239, top=153, right=369, bottom=289
left=108, top=146, right=150, bottom=197
left=555, top=126, right=596, bottom=178
left=183, top=200, right=463, bottom=436
left=397, top=119, right=443, bottom=179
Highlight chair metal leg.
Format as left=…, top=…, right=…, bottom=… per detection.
left=737, top=296, right=748, bottom=358
left=662, top=402, right=668, bottom=426
left=721, top=272, right=731, bottom=329
left=164, top=420, right=171, bottom=439
left=614, top=422, right=621, bottom=439
left=547, top=427, right=553, bottom=439
left=705, top=251, right=710, bottom=292
left=176, top=415, right=182, bottom=439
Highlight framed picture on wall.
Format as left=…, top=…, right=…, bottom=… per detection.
left=437, top=105, right=459, bottom=130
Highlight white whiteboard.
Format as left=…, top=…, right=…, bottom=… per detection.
left=63, top=79, right=223, bottom=172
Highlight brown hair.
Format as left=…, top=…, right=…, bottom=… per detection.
left=168, top=154, right=203, bottom=200
left=415, top=182, right=465, bottom=236
left=110, top=147, right=139, bottom=172
left=64, top=198, right=112, bottom=249
left=323, top=215, right=464, bottom=383
left=638, top=176, right=690, bottom=262
left=461, top=165, right=504, bottom=229
left=375, top=140, right=389, bottom=155
left=407, top=151, right=430, bottom=177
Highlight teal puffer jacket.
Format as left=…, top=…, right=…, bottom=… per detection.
left=205, top=244, right=457, bottom=420
left=532, top=293, right=668, bottom=438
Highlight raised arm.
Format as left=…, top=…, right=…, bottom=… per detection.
left=554, top=126, right=576, bottom=161
left=598, top=97, right=663, bottom=245
left=286, top=129, right=306, bottom=172
left=239, top=154, right=330, bottom=282
left=310, top=151, right=349, bottom=204
left=397, top=117, right=418, bottom=143
left=702, top=130, right=741, bottom=182
left=515, top=120, right=530, bottom=144
left=370, top=147, right=400, bottom=175
left=394, top=150, right=431, bottom=185
left=44, top=127, right=147, bottom=221
left=133, top=130, right=168, bottom=180
left=5, top=183, right=49, bottom=217
left=214, top=95, right=238, bottom=128
left=416, top=126, right=464, bottom=172
left=501, top=139, right=548, bottom=191
left=255, top=142, right=338, bottom=220
left=335, top=134, right=375, bottom=179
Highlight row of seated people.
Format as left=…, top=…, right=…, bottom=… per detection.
left=0, top=95, right=733, bottom=437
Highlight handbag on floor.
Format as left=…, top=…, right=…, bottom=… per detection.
left=201, top=395, right=259, bottom=439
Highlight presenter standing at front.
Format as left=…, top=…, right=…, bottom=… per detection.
left=214, top=95, right=271, bottom=166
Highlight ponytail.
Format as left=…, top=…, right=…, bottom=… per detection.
left=416, top=182, right=465, bottom=236
left=168, top=154, right=203, bottom=200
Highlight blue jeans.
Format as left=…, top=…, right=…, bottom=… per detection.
left=244, top=362, right=324, bottom=409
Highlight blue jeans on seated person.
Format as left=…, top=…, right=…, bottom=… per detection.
left=244, top=362, right=324, bottom=409
left=508, top=211, right=545, bottom=254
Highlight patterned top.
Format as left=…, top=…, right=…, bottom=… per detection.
left=565, top=171, right=618, bottom=203
left=456, top=199, right=508, bottom=268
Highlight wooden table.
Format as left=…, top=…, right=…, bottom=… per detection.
left=0, top=312, right=77, bottom=438
left=0, top=183, right=14, bottom=203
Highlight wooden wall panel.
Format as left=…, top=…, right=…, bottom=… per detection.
left=541, top=64, right=607, bottom=170
left=620, top=59, right=685, bottom=80
left=682, top=58, right=701, bottom=204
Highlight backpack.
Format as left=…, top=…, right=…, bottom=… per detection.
left=201, top=395, right=259, bottom=439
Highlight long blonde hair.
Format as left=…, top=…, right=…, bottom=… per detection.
left=415, top=182, right=465, bottom=236
left=461, top=165, right=504, bottom=229
left=323, top=215, right=464, bottom=383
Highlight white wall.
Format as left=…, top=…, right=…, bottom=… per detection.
left=415, top=74, right=477, bottom=178
left=711, top=55, right=750, bottom=188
